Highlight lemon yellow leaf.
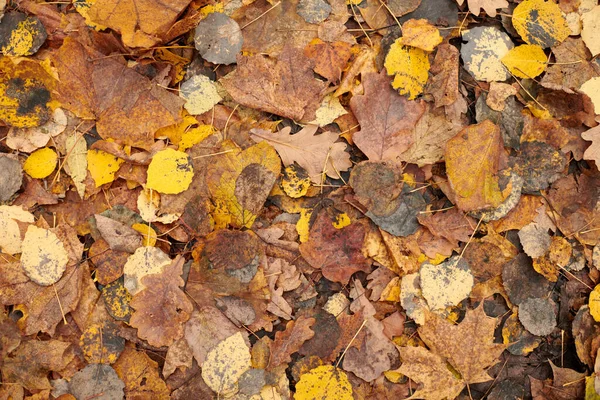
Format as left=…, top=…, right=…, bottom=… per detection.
left=580, top=77, right=600, bottom=115
left=296, top=208, right=313, bottom=243
left=123, top=246, right=171, bottom=295
left=200, top=3, right=224, bottom=17
left=154, top=112, right=198, bottom=144
left=512, top=0, right=570, bottom=48
left=201, top=332, right=251, bottom=397
left=501, top=44, right=547, bottom=78
left=86, top=149, right=125, bottom=187
left=399, top=19, right=443, bottom=52
left=179, top=124, right=215, bottom=151
left=131, top=223, right=157, bottom=247
left=206, top=140, right=281, bottom=229
left=64, top=132, right=88, bottom=199
left=281, top=165, right=311, bottom=198
left=146, top=148, right=194, bottom=195
left=295, top=365, right=353, bottom=400
left=590, top=284, right=600, bottom=322
left=20, top=225, right=69, bottom=286
left=73, top=0, right=108, bottom=30
left=179, top=75, right=222, bottom=115
left=332, top=212, right=351, bottom=229
left=384, top=40, right=430, bottom=100
left=23, top=147, right=58, bottom=179
left=0, top=205, right=34, bottom=255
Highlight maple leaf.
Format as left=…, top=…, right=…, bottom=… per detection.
left=251, top=125, right=351, bottom=183
left=418, top=305, right=505, bottom=384
left=350, top=71, right=425, bottom=162
left=220, top=45, right=327, bottom=122
left=129, top=256, right=193, bottom=348
left=397, top=346, right=465, bottom=400
left=269, top=316, right=315, bottom=368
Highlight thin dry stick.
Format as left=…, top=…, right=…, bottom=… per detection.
left=192, top=149, right=234, bottom=159
left=557, top=264, right=593, bottom=291
left=223, top=104, right=239, bottom=139
left=419, top=205, right=455, bottom=214
left=240, top=1, right=281, bottom=30
left=320, top=147, right=333, bottom=194
left=506, top=68, right=549, bottom=111
left=335, top=319, right=367, bottom=368
left=53, top=284, right=68, bottom=325
left=377, top=0, right=402, bottom=32
left=457, top=216, right=484, bottom=261
left=350, top=4, right=373, bottom=48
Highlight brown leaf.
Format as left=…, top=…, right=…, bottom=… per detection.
left=350, top=71, right=425, bottom=162
left=425, top=43, right=460, bottom=107
left=113, top=346, right=170, bottom=399
left=129, top=256, right=193, bottom=347
left=220, top=45, right=327, bottom=122
left=419, top=306, right=505, bottom=384
left=269, top=316, right=316, bottom=368
left=418, top=207, right=476, bottom=247
left=582, top=124, right=600, bottom=166
left=94, top=214, right=142, bottom=254
left=251, top=125, right=351, bottom=183
left=304, top=39, right=352, bottom=83
left=300, top=211, right=371, bottom=284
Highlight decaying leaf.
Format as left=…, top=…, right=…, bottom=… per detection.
left=0, top=12, right=47, bottom=56
left=269, top=316, right=315, bottom=368
left=399, top=19, right=442, bottom=52
left=581, top=6, right=600, bottom=56
left=251, top=125, right=351, bottom=183
left=201, top=332, right=252, bottom=397
left=20, top=225, right=69, bottom=286
left=194, top=13, right=243, bottom=65
left=518, top=297, right=557, bottom=336
left=123, top=246, right=171, bottom=295
left=461, top=26, right=514, bottom=82
left=420, top=256, right=474, bottom=311
left=0, top=205, right=34, bottom=255
left=295, top=365, right=353, bottom=400
left=69, top=364, right=125, bottom=400
left=512, top=0, right=570, bottom=48
left=0, top=155, right=22, bottom=202
left=580, top=77, right=600, bottom=114
left=179, top=75, right=222, bottom=116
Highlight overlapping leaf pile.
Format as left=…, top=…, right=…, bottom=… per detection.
left=1, top=0, right=600, bottom=398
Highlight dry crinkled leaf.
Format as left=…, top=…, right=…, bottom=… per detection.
left=460, top=0, right=508, bottom=17
left=397, top=345, right=464, bottom=400
left=123, top=246, right=171, bottom=295
left=137, top=189, right=180, bottom=224
left=420, top=256, right=474, bottom=311
left=113, top=346, right=170, bottom=399
left=297, top=0, right=332, bottom=23
left=295, top=365, right=353, bottom=400
left=251, top=125, right=350, bottom=183
left=501, top=44, right=547, bottom=79
left=269, top=316, right=315, bottom=368
left=20, top=225, right=68, bottom=286
left=7, top=108, right=67, bottom=153
left=399, top=19, right=442, bottom=52
left=519, top=297, right=557, bottom=336
left=518, top=222, right=551, bottom=258
left=94, top=214, right=142, bottom=253
left=418, top=305, right=505, bottom=384
left=0, top=11, right=47, bottom=56
left=385, top=40, right=430, bottom=99
left=69, top=364, right=125, bottom=400
left=0, top=205, right=34, bottom=255
left=179, top=75, right=222, bottom=116
left=445, top=120, right=505, bottom=212
left=581, top=6, right=600, bottom=56
left=194, top=12, right=243, bottom=65
left=201, top=332, right=252, bottom=397
left=87, top=0, right=192, bottom=47
left=64, top=132, right=88, bottom=199
left=425, top=43, right=460, bottom=107
left=583, top=125, right=600, bottom=166
left=512, top=0, right=570, bottom=48
left=220, top=45, right=327, bottom=122
left=23, top=147, right=57, bottom=179
left=580, top=77, right=600, bottom=114
left=304, top=38, right=352, bottom=83
left=0, top=154, right=22, bottom=202
left=486, top=82, right=518, bottom=111
left=350, top=71, right=425, bottom=162
left=87, top=149, right=125, bottom=188
left=206, top=140, right=281, bottom=229
left=130, top=256, right=193, bottom=347
left=146, top=148, right=194, bottom=195
left=461, top=26, right=514, bottom=82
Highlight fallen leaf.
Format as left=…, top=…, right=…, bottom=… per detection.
left=501, top=44, right=547, bottom=78
left=20, top=225, right=68, bottom=286
left=179, top=75, right=222, bottom=116
left=0, top=155, right=22, bottom=202
left=309, top=94, right=348, bottom=127
left=459, top=0, right=508, bottom=17
left=297, top=0, right=332, bottom=23
left=194, top=13, right=243, bottom=65
left=0, top=12, right=46, bottom=56
left=86, top=149, right=125, bottom=188
left=130, top=257, right=193, bottom=347
left=461, top=26, right=514, bottom=82
left=418, top=306, right=505, bottom=383
left=23, top=147, right=57, bottom=179
left=486, top=82, right=518, bottom=111
left=590, top=284, right=600, bottom=322
left=518, top=297, right=557, bottom=336
left=580, top=77, right=600, bottom=114
left=399, top=19, right=442, bottom=51
left=295, top=365, right=353, bottom=400
left=518, top=222, right=551, bottom=258
left=384, top=40, right=430, bottom=99
left=425, top=43, right=460, bottom=107
left=581, top=6, right=600, bottom=56
left=0, top=205, right=34, bottom=255
left=420, top=256, right=474, bottom=311
left=502, top=253, right=553, bottom=305
left=7, top=108, right=67, bottom=153
left=87, top=0, right=192, bottom=47
left=94, top=214, right=142, bottom=253
left=445, top=120, right=505, bottom=212
left=350, top=71, right=425, bottom=162
left=512, top=0, right=570, bottom=48
left=269, top=316, right=315, bottom=368
left=79, top=322, right=125, bottom=364
left=113, top=347, right=170, bottom=399
left=146, top=148, right=194, bottom=195
left=304, top=38, right=352, bottom=83
left=251, top=125, right=351, bottom=183
left=123, top=246, right=171, bottom=295
left=201, top=332, right=252, bottom=397
left=64, top=132, right=88, bottom=199
left=220, top=45, right=327, bottom=122
left=583, top=125, right=600, bottom=166
left=68, top=364, right=125, bottom=400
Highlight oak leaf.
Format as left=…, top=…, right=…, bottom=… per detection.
left=583, top=125, right=600, bottom=166
left=458, top=0, right=508, bottom=17
left=350, top=71, right=425, bottom=162
left=418, top=305, right=505, bottom=384
left=220, top=45, right=327, bottom=122
left=251, top=125, right=351, bottom=183
left=130, top=256, right=193, bottom=347
left=269, top=316, right=315, bottom=368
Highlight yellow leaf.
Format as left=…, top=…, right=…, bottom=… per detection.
left=512, top=0, right=570, bottom=48
left=309, top=94, right=348, bottom=127
left=146, top=148, right=194, bottom=195
left=23, top=147, right=58, bottom=179
left=501, top=44, right=547, bottom=78
left=20, top=225, right=69, bottom=286
left=86, top=149, right=125, bottom=187
left=206, top=141, right=281, bottom=229
left=154, top=112, right=198, bottom=144
left=201, top=332, right=251, bottom=397
left=332, top=212, right=351, bottom=229
left=399, top=19, right=443, bottom=52
left=281, top=165, right=311, bottom=198
left=295, top=365, right=353, bottom=400
left=131, top=223, right=157, bottom=247
left=0, top=13, right=46, bottom=56
left=0, top=205, right=34, bottom=255
left=179, top=124, right=215, bottom=151
left=73, top=0, right=108, bottom=30
left=590, top=284, right=600, bottom=322
left=179, top=74, right=222, bottom=115
left=384, top=40, right=430, bottom=100
left=296, top=208, right=313, bottom=243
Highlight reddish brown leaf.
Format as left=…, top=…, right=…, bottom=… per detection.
left=269, top=316, right=316, bottom=368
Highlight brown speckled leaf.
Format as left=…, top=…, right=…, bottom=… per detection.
left=269, top=316, right=315, bottom=368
